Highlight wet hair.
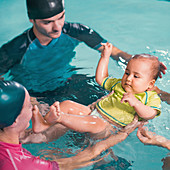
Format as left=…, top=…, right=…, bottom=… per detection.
left=131, top=53, right=160, bottom=81
left=26, top=0, right=65, bottom=19
left=0, top=81, right=25, bottom=129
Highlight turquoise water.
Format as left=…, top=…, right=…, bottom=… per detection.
left=1, top=0, right=170, bottom=169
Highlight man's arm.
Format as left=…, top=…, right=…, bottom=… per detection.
left=63, top=22, right=168, bottom=79
left=152, top=86, right=170, bottom=104
left=63, top=22, right=132, bottom=61
left=97, top=44, right=132, bottom=62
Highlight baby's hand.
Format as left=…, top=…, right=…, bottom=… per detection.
left=121, top=92, right=139, bottom=107
left=101, top=42, right=112, bottom=59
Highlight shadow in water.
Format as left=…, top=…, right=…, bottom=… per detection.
left=30, top=74, right=107, bottom=106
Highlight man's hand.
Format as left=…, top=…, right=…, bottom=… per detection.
left=0, top=76, right=4, bottom=80
left=100, top=42, right=113, bottom=59
left=159, top=62, right=167, bottom=78
left=150, top=86, right=170, bottom=104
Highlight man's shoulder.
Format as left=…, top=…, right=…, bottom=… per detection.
left=62, top=21, right=93, bottom=36
left=62, top=21, right=81, bottom=35
left=1, top=28, right=35, bottom=50
left=0, top=28, right=35, bottom=73
left=62, top=21, right=104, bottom=49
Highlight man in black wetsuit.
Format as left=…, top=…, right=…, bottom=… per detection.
left=0, top=0, right=133, bottom=92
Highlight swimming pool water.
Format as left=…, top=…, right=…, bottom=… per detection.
left=1, top=0, right=170, bottom=169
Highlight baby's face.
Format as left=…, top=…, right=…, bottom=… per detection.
left=121, top=58, right=154, bottom=94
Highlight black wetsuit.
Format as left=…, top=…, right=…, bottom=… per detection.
left=0, top=22, right=106, bottom=92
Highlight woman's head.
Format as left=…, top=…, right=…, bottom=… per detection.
left=0, top=81, right=26, bottom=129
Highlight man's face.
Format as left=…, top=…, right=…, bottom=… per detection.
left=30, top=11, right=65, bottom=40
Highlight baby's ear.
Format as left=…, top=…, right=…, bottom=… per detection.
left=147, top=79, right=156, bottom=91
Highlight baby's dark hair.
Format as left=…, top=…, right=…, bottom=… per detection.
left=131, top=53, right=160, bottom=81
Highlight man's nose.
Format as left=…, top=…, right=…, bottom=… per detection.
left=53, top=21, right=60, bottom=30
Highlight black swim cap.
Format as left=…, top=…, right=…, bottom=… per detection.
left=0, top=81, right=25, bottom=129
left=26, top=0, right=65, bottom=19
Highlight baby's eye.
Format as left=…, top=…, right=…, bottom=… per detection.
left=125, top=72, right=129, bottom=75
left=134, top=75, right=139, bottom=78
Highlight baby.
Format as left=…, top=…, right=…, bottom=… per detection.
left=32, top=43, right=161, bottom=134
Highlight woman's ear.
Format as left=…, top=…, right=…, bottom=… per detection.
left=10, top=120, right=17, bottom=128
left=10, top=114, right=22, bottom=128
left=147, top=79, right=156, bottom=91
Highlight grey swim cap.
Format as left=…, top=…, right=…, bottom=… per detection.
left=0, top=81, right=25, bottom=129
left=26, top=0, right=65, bottom=19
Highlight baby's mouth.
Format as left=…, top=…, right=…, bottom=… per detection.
left=125, top=83, right=131, bottom=87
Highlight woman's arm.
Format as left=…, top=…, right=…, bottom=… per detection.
left=137, top=126, right=170, bottom=150
left=54, top=116, right=141, bottom=170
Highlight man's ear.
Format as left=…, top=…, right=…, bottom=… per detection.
left=147, top=79, right=156, bottom=91
left=29, top=19, right=34, bottom=24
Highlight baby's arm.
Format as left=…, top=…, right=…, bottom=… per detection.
left=121, top=92, right=158, bottom=120
left=95, top=42, right=112, bottom=85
